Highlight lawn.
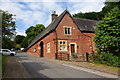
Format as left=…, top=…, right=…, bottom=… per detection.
left=0, top=55, right=9, bottom=77
left=0, top=55, right=2, bottom=79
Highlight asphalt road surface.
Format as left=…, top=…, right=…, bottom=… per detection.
left=16, top=52, right=104, bottom=78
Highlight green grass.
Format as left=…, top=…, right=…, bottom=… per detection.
left=0, top=55, right=2, bottom=78
left=2, top=56, right=9, bottom=76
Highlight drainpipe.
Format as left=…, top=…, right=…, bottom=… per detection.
left=54, top=30, right=58, bottom=59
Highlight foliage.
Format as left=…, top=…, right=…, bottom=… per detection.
left=91, top=52, right=119, bottom=67
left=15, top=35, right=25, bottom=45
left=0, top=10, right=16, bottom=37
left=2, top=38, right=15, bottom=49
left=0, top=10, right=16, bottom=49
left=22, top=24, right=45, bottom=48
left=73, top=2, right=120, bottom=21
left=15, top=44, right=21, bottom=50
left=102, top=2, right=120, bottom=16
left=73, top=12, right=103, bottom=20
left=94, top=7, right=120, bottom=56
left=21, top=37, right=28, bottom=48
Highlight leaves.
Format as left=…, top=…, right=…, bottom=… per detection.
left=15, top=35, right=25, bottom=44
left=73, top=2, right=120, bottom=21
left=0, top=10, right=16, bottom=37
left=91, top=52, right=119, bottom=67
left=94, top=7, right=120, bottom=56
left=22, top=24, right=45, bottom=48
left=0, top=10, right=16, bottom=49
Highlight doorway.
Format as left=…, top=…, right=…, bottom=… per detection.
left=40, top=41, right=44, bottom=57
left=70, top=44, right=75, bottom=54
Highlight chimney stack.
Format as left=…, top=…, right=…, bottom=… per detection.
left=51, top=11, right=58, bottom=22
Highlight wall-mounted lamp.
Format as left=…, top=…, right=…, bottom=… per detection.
left=89, top=45, right=92, bottom=49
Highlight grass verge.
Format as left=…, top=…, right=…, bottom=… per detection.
left=0, top=55, right=2, bottom=79
left=2, top=56, right=9, bottom=76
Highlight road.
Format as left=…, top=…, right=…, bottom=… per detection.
left=16, top=52, right=104, bottom=78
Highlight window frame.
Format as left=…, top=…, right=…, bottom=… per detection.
left=63, top=26, right=72, bottom=35
left=47, top=42, right=50, bottom=53
left=58, top=40, right=67, bottom=51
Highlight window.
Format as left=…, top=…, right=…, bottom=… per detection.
left=59, top=41, right=67, bottom=51
left=34, top=48, right=37, bottom=52
left=64, top=27, right=71, bottom=35
left=2, top=50, right=9, bottom=52
left=47, top=43, right=50, bottom=53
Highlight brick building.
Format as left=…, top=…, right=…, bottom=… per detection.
left=26, top=9, right=98, bottom=59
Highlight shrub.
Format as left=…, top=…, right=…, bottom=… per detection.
left=91, top=52, right=119, bottom=67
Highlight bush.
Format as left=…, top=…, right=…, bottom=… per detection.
left=15, top=44, right=21, bottom=50
left=91, top=52, right=119, bottom=67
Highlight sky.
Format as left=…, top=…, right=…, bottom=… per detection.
left=1, top=0, right=106, bottom=36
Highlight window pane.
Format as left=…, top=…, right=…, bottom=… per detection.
left=68, top=28, right=70, bottom=34
left=60, top=41, right=62, bottom=44
left=3, top=50, right=9, bottom=52
left=63, top=41, right=65, bottom=44
left=65, top=28, right=67, bottom=34
left=63, top=45, right=66, bottom=50
left=60, top=45, right=62, bottom=50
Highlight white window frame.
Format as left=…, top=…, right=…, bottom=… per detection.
left=63, top=26, right=72, bottom=35
left=58, top=40, right=67, bottom=51
left=47, top=43, right=50, bottom=53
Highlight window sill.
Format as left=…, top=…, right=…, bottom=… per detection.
left=58, top=50, right=68, bottom=52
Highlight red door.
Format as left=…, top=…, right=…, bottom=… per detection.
left=71, top=44, right=75, bottom=53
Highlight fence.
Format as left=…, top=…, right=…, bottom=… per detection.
left=57, top=53, right=70, bottom=61
left=55, top=52, right=94, bottom=62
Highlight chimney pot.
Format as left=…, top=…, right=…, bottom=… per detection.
left=51, top=11, right=58, bottom=22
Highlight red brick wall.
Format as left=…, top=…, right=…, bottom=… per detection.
left=27, top=32, right=56, bottom=58
left=55, top=13, right=81, bottom=56
left=55, top=13, right=96, bottom=56
left=81, top=32, right=96, bottom=53
left=27, top=12, right=96, bottom=58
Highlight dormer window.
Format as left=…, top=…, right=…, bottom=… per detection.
left=64, top=26, right=71, bottom=35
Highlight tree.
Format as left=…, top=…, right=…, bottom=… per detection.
left=73, top=12, right=102, bottom=20
left=0, top=10, right=16, bottom=49
left=2, top=38, right=15, bottom=49
left=15, top=44, right=21, bottom=50
left=15, top=35, right=25, bottom=44
left=21, top=37, right=28, bottom=48
left=94, top=7, right=120, bottom=56
left=101, top=1, right=120, bottom=16
left=73, top=2, right=120, bottom=21
left=1, top=10, right=16, bottom=37
left=22, top=24, right=45, bottom=48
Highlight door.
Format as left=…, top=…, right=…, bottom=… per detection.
left=2, top=50, right=10, bottom=55
left=70, top=44, right=75, bottom=53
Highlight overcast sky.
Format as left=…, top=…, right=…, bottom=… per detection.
left=1, top=0, right=106, bottom=36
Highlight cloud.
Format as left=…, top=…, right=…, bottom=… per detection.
left=70, top=2, right=105, bottom=14
left=1, top=0, right=105, bottom=36
left=16, top=29, right=26, bottom=36
left=3, top=0, right=118, bottom=2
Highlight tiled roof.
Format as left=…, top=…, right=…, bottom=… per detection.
left=73, top=17, right=98, bottom=32
left=26, top=9, right=98, bottom=50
